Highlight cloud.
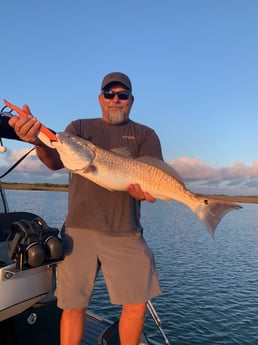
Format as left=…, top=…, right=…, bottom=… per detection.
left=0, top=148, right=68, bottom=183
left=168, top=156, right=258, bottom=181
left=167, top=156, right=258, bottom=195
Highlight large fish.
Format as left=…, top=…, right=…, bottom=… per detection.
left=54, top=132, right=242, bottom=237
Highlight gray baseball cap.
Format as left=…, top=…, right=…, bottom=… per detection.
left=101, top=72, right=132, bottom=91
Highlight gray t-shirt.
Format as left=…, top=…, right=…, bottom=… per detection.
left=64, top=118, right=163, bottom=235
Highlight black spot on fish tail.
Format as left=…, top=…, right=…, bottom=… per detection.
left=90, top=165, right=97, bottom=172
left=204, top=199, right=209, bottom=205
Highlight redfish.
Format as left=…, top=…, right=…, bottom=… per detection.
left=55, top=132, right=242, bottom=238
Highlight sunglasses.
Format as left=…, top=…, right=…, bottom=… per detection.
left=102, top=90, right=131, bottom=100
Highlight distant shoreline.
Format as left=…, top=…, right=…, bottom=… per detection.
left=2, top=182, right=68, bottom=192
left=1, top=182, right=258, bottom=204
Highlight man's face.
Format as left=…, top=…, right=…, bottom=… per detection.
left=99, top=84, right=134, bottom=125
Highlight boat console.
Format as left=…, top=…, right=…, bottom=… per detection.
left=0, top=212, right=63, bottom=321
left=0, top=210, right=63, bottom=345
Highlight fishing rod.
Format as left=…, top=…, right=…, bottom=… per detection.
left=147, top=300, right=171, bottom=345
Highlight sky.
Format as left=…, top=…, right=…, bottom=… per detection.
left=1, top=0, right=258, bottom=195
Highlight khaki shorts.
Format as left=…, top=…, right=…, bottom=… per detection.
left=55, top=227, right=161, bottom=309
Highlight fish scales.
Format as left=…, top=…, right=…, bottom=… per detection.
left=92, top=145, right=186, bottom=202
left=93, top=147, right=173, bottom=191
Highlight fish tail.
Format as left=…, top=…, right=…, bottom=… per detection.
left=192, top=199, right=242, bottom=238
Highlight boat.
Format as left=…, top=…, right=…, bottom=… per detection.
left=0, top=107, right=171, bottom=345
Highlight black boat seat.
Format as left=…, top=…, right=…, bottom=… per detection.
left=98, top=320, right=120, bottom=345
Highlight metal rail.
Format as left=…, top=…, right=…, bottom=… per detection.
left=147, top=300, right=171, bottom=345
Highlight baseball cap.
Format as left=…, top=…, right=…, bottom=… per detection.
left=101, top=72, right=132, bottom=91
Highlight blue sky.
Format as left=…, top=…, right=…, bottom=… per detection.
left=1, top=0, right=258, bottom=195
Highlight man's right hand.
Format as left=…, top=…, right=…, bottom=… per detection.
left=8, top=103, right=64, bottom=170
left=8, top=104, right=42, bottom=145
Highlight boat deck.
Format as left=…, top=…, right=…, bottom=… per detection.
left=83, top=312, right=114, bottom=345
left=83, top=312, right=151, bottom=345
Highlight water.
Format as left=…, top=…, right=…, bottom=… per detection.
left=5, top=190, right=258, bottom=344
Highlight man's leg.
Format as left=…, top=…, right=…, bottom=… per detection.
left=119, top=302, right=147, bottom=345
left=60, top=308, right=85, bottom=345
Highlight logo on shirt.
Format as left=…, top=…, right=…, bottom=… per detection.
left=122, top=135, right=135, bottom=140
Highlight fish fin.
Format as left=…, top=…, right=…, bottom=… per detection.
left=82, top=166, right=115, bottom=191
left=158, top=197, right=172, bottom=203
left=110, top=147, right=133, bottom=157
left=136, top=156, right=184, bottom=184
left=193, top=199, right=242, bottom=238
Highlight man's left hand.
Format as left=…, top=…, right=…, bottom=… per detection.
left=126, top=184, right=155, bottom=203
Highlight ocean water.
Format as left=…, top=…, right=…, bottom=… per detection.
left=5, top=190, right=258, bottom=345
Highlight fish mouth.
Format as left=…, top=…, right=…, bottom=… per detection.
left=57, top=133, right=76, bottom=145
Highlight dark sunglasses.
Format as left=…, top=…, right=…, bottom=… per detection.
left=102, top=90, right=131, bottom=100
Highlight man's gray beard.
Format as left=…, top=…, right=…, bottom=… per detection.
left=107, top=109, right=126, bottom=124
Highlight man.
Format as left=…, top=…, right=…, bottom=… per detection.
left=9, top=72, right=163, bottom=345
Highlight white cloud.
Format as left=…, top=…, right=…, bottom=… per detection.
left=0, top=148, right=68, bottom=183
left=168, top=157, right=258, bottom=195
left=168, top=156, right=258, bottom=181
